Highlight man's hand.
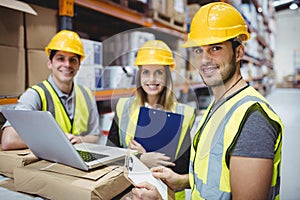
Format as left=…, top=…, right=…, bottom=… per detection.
left=151, top=166, right=189, bottom=191
left=126, top=182, right=162, bottom=200
left=65, top=133, right=83, bottom=144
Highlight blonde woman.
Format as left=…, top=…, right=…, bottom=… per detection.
left=107, top=40, right=195, bottom=200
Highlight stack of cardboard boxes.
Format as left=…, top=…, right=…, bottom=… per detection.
left=0, top=148, right=131, bottom=199
left=0, top=6, right=26, bottom=97
left=150, top=0, right=187, bottom=32
left=0, top=3, right=131, bottom=199
left=25, top=4, right=57, bottom=87
left=0, top=4, right=57, bottom=98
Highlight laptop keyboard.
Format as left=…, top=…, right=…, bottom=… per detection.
left=77, top=150, right=109, bottom=162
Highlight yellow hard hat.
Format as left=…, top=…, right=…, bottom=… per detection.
left=134, top=40, right=175, bottom=70
left=45, top=30, right=85, bottom=61
left=182, top=2, right=250, bottom=48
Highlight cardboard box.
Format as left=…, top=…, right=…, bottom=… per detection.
left=173, top=0, right=186, bottom=23
left=14, top=160, right=131, bottom=200
left=27, top=49, right=50, bottom=87
left=151, top=0, right=172, bottom=17
left=0, top=45, right=25, bottom=96
left=0, top=148, right=39, bottom=178
left=25, top=4, right=57, bottom=50
left=0, top=6, right=24, bottom=47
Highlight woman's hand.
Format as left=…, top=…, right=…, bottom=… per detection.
left=129, top=140, right=146, bottom=153
left=128, top=140, right=175, bottom=168
left=139, top=152, right=175, bottom=168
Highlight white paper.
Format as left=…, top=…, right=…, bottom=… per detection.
left=125, top=153, right=168, bottom=200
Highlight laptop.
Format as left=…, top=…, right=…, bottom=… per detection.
left=2, top=109, right=128, bottom=171
left=134, top=107, right=183, bottom=160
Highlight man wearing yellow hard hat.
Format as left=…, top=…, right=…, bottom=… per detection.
left=127, top=3, right=283, bottom=200
left=1, top=30, right=100, bottom=150
left=107, top=40, right=195, bottom=199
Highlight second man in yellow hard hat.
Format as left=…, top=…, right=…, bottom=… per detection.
left=1, top=30, right=101, bottom=150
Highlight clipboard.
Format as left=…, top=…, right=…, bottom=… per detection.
left=134, top=107, right=183, bottom=160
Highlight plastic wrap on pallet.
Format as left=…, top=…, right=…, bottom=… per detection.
left=115, top=31, right=155, bottom=67
left=81, top=38, right=102, bottom=66
left=102, top=66, right=136, bottom=89
left=74, top=65, right=103, bottom=90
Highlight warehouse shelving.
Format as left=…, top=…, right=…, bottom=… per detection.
left=72, top=0, right=205, bottom=103
left=0, top=0, right=190, bottom=106
left=93, top=81, right=206, bottom=101
left=94, top=88, right=136, bottom=101
left=74, top=0, right=187, bottom=39
left=0, top=97, right=18, bottom=106
left=0, top=0, right=277, bottom=105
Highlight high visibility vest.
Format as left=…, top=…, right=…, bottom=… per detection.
left=31, top=80, right=93, bottom=135
left=190, top=86, right=283, bottom=200
left=115, top=96, right=195, bottom=160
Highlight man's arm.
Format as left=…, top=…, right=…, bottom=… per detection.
left=65, top=133, right=99, bottom=144
left=1, top=89, right=41, bottom=150
left=82, top=134, right=99, bottom=143
left=1, top=126, right=27, bottom=150
left=81, top=95, right=101, bottom=144
left=229, top=108, right=279, bottom=199
left=230, top=156, right=273, bottom=199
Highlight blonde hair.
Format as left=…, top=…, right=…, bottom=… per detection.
left=135, top=66, right=176, bottom=111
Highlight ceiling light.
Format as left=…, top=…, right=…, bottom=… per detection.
left=273, top=0, right=294, bottom=7
left=289, top=2, right=299, bottom=10
left=258, top=7, right=263, bottom=13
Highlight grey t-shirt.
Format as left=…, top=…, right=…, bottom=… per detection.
left=230, top=110, right=278, bottom=159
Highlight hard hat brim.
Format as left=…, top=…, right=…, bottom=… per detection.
left=182, top=32, right=250, bottom=48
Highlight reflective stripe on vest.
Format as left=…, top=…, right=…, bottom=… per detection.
left=118, top=97, right=135, bottom=147
left=116, top=97, right=195, bottom=159
left=190, top=87, right=283, bottom=200
left=31, top=80, right=92, bottom=135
